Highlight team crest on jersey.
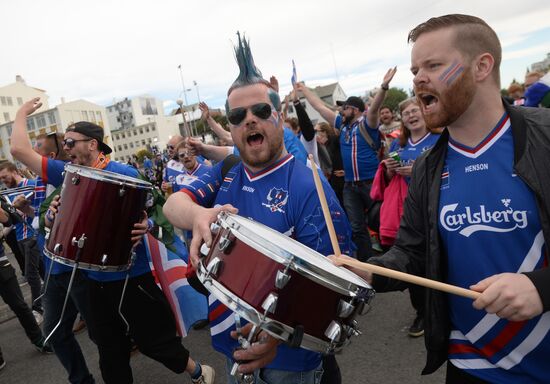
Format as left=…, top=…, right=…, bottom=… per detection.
left=262, top=188, right=289, bottom=213
left=440, top=198, right=528, bottom=237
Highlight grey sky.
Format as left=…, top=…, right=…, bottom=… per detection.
left=4, top=0, right=550, bottom=111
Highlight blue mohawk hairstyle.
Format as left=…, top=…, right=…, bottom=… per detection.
left=226, top=32, right=281, bottom=114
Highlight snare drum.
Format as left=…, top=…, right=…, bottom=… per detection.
left=44, top=164, right=152, bottom=271
left=198, top=212, right=374, bottom=353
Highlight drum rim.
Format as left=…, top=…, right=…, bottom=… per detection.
left=65, top=163, right=152, bottom=189
left=0, top=186, right=36, bottom=196
left=197, top=262, right=347, bottom=353
left=218, top=213, right=372, bottom=295
left=43, top=248, right=132, bottom=272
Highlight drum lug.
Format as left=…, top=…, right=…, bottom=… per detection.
left=206, top=256, right=222, bottom=277
left=119, top=187, right=126, bottom=197
left=261, top=292, right=278, bottom=314
left=199, top=243, right=210, bottom=258
left=218, top=229, right=235, bottom=254
left=71, top=175, right=80, bottom=185
left=354, top=287, right=375, bottom=316
left=44, top=228, right=51, bottom=241
left=210, top=222, right=220, bottom=235
left=337, top=299, right=355, bottom=318
left=346, top=319, right=362, bottom=337
left=324, top=320, right=342, bottom=342
left=71, top=234, right=87, bottom=249
left=101, top=254, right=108, bottom=269
left=275, top=270, right=291, bottom=289
left=53, top=243, right=62, bottom=253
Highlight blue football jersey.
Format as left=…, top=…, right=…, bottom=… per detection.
left=180, top=154, right=353, bottom=372
left=173, top=163, right=212, bottom=193
left=438, top=114, right=549, bottom=383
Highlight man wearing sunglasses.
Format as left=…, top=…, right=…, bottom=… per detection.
left=165, top=34, right=353, bottom=384
left=12, top=99, right=214, bottom=384
left=172, top=141, right=212, bottom=193
left=161, top=135, right=185, bottom=195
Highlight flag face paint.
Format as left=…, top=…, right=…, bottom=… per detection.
left=439, top=60, right=464, bottom=86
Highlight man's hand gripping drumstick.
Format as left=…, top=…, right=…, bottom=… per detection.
left=308, top=154, right=480, bottom=300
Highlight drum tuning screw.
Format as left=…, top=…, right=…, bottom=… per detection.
left=206, top=257, right=222, bottom=277
left=209, top=222, right=221, bottom=235
left=275, top=270, right=291, bottom=289
left=71, top=176, right=80, bottom=185
left=101, top=254, right=108, bottom=265
left=324, top=320, right=343, bottom=342
left=261, top=292, right=278, bottom=314
left=337, top=299, right=355, bottom=318
left=218, top=230, right=235, bottom=253
left=53, top=243, right=63, bottom=253
left=119, top=187, right=125, bottom=197
left=71, top=234, right=87, bottom=249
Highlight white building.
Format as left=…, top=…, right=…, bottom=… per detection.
left=531, top=52, right=550, bottom=74
left=0, top=99, right=113, bottom=161
left=283, top=82, right=347, bottom=125
left=0, top=75, right=50, bottom=125
left=107, top=95, right=179, bottom=162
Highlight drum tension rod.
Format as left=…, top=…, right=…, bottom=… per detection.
left=275, top=257, right=294, bottom=289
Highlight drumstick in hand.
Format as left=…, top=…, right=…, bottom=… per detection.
left=308, top=155, right=480, bottom=300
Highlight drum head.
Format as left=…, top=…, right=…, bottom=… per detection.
left=65, top=164, right=152, bottom=189
left=220, top=213, right=371, bottom=294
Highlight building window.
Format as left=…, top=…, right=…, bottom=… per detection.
left=3, top=112, right=9, bottom=122
left=133, top=130, right=137, bottom=136
left=89, top=111, right=96, bottom=123
left=130, top=142, right=134, bottom=148
left=0, top=97, right=6, bottom=106
left=17, top=97, right=23, bottom=106
left=82, top=111, right=88, bottom=120
left=145, top=126, right=150, bottom=132
left=123, top=144, right=128, bottom=150
left=6, top=125, right=12, bottom=136
left=36, top=115, right=46, bottom=128
left=288, top=105, right=294, bottom=114
left=27, top=118, right=36, bottom=131
left=147, top=138, right=152, bottom=143
left=6, top=97, right=13, bottom=106
left=47, top=112, right=56, bottom=125
left=141, top=139, right=146, bottom=145
left=117, top=145, right=122, bottom=151
left=139, top=128, right=144, bottom=134
left=151, top=125, right=156, bottom=131
left=121, top=133, right=125, bottom=139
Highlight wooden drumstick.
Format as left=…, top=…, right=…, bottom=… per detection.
left=308, top=155, right=480, bottom=300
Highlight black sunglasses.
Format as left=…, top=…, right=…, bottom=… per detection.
left=177, top=152, right=190, bottom=159
left=62, top=138, right=92, bottom=149
left=46, top=132, right=60, bottom=157
left=227, top=103, right=272, bottom=126
left=167, top=145, right=175, bottom=150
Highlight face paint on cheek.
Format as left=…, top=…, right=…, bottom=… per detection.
left=439, top=60, right=465, bottom=86
left=269, top=111, right=279, bottom=126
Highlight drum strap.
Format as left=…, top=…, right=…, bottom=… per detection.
left=92, top=152, right=110, bottom=169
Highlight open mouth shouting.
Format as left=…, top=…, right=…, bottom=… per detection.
left=246, top=131, right=265, bottom=148
left=417, top=92, right=439, bottom=115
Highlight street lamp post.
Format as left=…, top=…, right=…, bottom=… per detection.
left=176, top=99, right=190, bottom=138
left=193, top=80, right=201, bottom=103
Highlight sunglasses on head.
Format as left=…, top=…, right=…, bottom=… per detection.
left=177, top=151, right=190, bottom=159
left=167, top=145, right=175, bottom=150
left=62, top=138, right=92, bottom=149
left=227, top=103, right=272, bottom=126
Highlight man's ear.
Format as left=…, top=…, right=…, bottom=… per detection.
left=474, top=53, right=495, bottom=83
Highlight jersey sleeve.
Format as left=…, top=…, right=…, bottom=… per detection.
left=179, top=161, right=223, bottom=207
left=389, top=139, right=400, bottom=153
left=293, top=178, right=354, bottom=256
left=334, top=114, right=343, bottom=130
left=42, top=158, right=66, bottom=187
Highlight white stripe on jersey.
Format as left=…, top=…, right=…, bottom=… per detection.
left=450, top=358, right=496, bottom=370
left=465, top=231, right=545, bottom=343
left=450, top=330, right=468, bottom=340
left=210, top=313, right=235, bottom=336
left=448, top=118, right=510, bottom=159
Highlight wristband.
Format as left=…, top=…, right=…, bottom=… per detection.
left=381, top=84, right=389, bottom=91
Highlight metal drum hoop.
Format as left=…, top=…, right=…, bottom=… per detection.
left=64, top=164, right=152, bottom=190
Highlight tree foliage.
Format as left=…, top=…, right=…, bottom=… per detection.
left=135, top=149, right=153, bottom=163
left=382, top=88, right=409, bottom=112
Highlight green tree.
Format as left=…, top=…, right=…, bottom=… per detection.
left=382, top=88, right=409, bottom=112
left=135, top=149, right=153, bottom=164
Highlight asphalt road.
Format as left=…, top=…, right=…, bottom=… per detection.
left=0, top=286, right=447, bottom=383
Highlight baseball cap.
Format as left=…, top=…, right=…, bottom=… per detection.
left=341, top=96, right=365, bottom=112
left=66, top=121, right=112, bottom=154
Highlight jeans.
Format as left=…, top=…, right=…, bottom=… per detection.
left=226, top=359, right=323, bottom=384
left=42, top=270, right=95, bottom=384
left=343, top=182, right=373, bottom=261
left=0, top=264, right=42, bottom=344
left=18, top=237, right=43, bottom=311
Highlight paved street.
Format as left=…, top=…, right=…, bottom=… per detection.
left=0, top=250, right=447, bottom=383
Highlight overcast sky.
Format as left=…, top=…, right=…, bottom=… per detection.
left=4, top=0, right=549, bottom=112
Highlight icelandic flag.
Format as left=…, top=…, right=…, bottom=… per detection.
left=144, top=233, right=208, bottom=337
left=291, top=59, right=297, bottom=86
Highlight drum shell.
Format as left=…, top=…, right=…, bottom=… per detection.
left=46, top=168, right=148, bottom=271
left=205, top=230, right=353, bottom=343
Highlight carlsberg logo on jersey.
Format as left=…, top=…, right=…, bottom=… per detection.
left=440, top=199, right=528, bottom=237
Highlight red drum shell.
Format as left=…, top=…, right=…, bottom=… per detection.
left=45, top=165, right=151, bottom=271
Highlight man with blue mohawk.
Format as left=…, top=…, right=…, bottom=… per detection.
left=164, top=33, right=353, bottom=383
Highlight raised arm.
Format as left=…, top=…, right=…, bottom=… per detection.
left=366, top=67, right=397, bottom=129
left=295, top=82, right=337, bottom=125
left=187, top=137, right=232, bottom=163
left=11, top=98, right=44, bottom=175
left=199, top=102, right=233, bottom=145
left=291, top=87, right=315, bottom=142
